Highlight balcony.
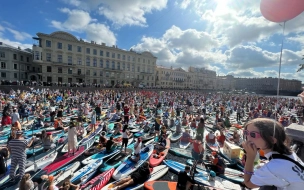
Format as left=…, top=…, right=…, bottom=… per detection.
left=173, top=79, right=185, bottom=83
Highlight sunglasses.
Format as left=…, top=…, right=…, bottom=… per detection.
left=243, top=130, right=261, bottom=139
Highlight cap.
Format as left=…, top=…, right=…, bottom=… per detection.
left=16, top=130, right=23, bottom=135
left=46, top=132, right=52, bottom=136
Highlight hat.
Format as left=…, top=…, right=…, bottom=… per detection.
left=46, top=132, right=52, bottom=136
left=16, top=130, right=23, bottom=135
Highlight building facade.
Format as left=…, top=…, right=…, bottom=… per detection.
left=234, top=77, right=302, bottom=92
left=0, top=42, right=41, bottom=83
left=155, top=66, right=217, bottom=89
left=32, top=31, right=156, bottom=87
left=216, top=75, right=235, bottom=90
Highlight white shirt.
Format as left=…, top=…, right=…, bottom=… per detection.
left=11, top=112, right=20, bottom=123
left=122, top=130, right=129, bottom=138
left=134, top=141, right=142, bottom=154
left=251, top=151, right=304, bottom=190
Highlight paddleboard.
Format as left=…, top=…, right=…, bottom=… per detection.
left=169, top=147, right=192, bottom=159
left=71, top=159, right=103, bottom=185
left=82, top=148, right=120, bottom=165
left=144, top=181, right=177, bottom=190
left=25, top=152, right=58, bottom=173
left=100, top=147, right=133, bottom=172
left=81, top=168, right=115, bottom=190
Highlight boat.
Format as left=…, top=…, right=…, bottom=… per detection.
left=112, top=144, right=154, bottom=180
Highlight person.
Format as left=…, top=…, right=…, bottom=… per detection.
left=8, top=130, right=35, bottom=182
left=177, top=165, right=194, bottom=190
left=90, top=110, right=97, bottom=131
left=60, top=179, right=80, bottom=190
left=42, top=132, right=56, bottom=151
left=242, top=118, right=304, bottom=190
left=108, top=161, right=151, bottom=190
left=19, top=173, right=38, bottom=190
left=54, top=118, right=64, bottom=130
left=67, top=122, right=78, bottom=155
left=0, top=147, right=9, bottom=178
left=106, top=136, right=118, bottom=153
left=154, top=115, right=162, bottom=137
left=123, top=104, right=130, bottom=124
left=154, top=134, right=170, bottom=158
left=99, top=131, right=108, bottom=147
left=180, top=129, right=191, bottom=143
left=176, top=117, right=182, bottom=134
left=121, top=124, right=130, bottom=153
left=95, top=104, right=101, bottom=121
left=206, top=152, right=226, bottom=175
left=20, top=104, right=29, bottom=123
left=76, top=122, right=86, bottom=138
left=236, top=106, right=241, bottom=121
left=229, top=129, right=240, bottom=145
left=130, top=137, right=142, bottom=163
left=191, top=135, right=204, bottom=161
left=206, top=131, right=216, bottom=144
left=1, top=111, right=12, bottom=130
left=11, top=108, right=20, bottom=124
left=216, top=130, right=226, bottom=146
left=197, top=118, right=205, bottom=138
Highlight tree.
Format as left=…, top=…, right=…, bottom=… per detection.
left=297, top=55, right=304, bottom=72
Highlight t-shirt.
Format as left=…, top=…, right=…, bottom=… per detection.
left=8, top=139, right=28, bottom=158
left=106, top=140, right=114, bottom=151
left=251, top=151, right=304, bottom=190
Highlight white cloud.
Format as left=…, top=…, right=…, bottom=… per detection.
left=0, top=32, right=32, bottom=49
left=6, top=28, right=31, bottom=41
left=51, top=8, right=116, bottom=45
left=62, top=0, right=168, bottom=27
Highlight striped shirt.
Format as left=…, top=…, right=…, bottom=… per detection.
left=8, top=139, right=28, bottom=158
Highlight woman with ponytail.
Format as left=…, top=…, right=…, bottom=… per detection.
left=242, top=118, right=304, bottom=189
left=19, top=173, right=37, bottom=190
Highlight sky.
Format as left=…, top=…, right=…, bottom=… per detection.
left=0, top=0, right=303, bottom=83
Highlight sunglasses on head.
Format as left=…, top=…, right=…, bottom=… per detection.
left=243, top=130, right=261, bottom=139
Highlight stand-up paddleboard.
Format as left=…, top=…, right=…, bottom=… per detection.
left=82, top=148, right=120, bottom=165
left=25, top=148, right=57, bottom=169
left=112, top=144, right=154, bottom=180
left=0, top=175, right=21, bottom=189
left=170, top=132, right=183, bottom=142
left=32, top=138, right=94, bottom=181
left=100, top=147, right=134, bottom=172
left=103, top=165, right=168, bottom=190
left=169, top=147, right=192, bottom=159
left=149, top=148, right=169, bottom=167
left=144, top=138, right=155, bottom=147
left=70, top=159, right=103, bottom=185
left=81, top=168, right=115, bottom=190
left=144, top=181, right=177, bottom=190
left=25, top=152, right=58, bottom=173
left=163, top=160, right=242, bottom=190
left=179, top=139, right=191, bottom=149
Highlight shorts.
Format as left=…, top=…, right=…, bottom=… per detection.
left=131, top=172, right=148, bottom=184
left=155, top=124, right=160, bottom=131
left=122, top=138, right=128, bottom=148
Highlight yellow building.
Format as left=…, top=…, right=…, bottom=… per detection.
left=32, top=31, right=156, bottom=87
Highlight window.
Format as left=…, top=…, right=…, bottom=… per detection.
left=1, top=62, right=6, bottom=69
left=142, top=66, right=145, bottom=72
left=122, top=62, right=125, bottom=70
left=47, top=66, right=52, bottom=72
left=93, top=71, right=97, bottom=76
left=100, top=71, right=103, bottom=76
left=68, top=68, right=72, bottom=74
left=148, top=67, right=150, bottom=73
left=138, top=58, right=140, bottom=62
left=128, top=56, right=130, bottom=61
left=127, top=63, right=130, bottom=71
left=132, top=56, right=135, bottom=62
left=86, top=69, right=90, bottom=75
left=58, top=77, right=62, bottom=83
left=111, top=72, right=114, bottom=77
left=148, top=60, right=150, bottom=64
left=1, top=72, right=6, bottom=78
left=117, top=54, right=120, bottom=59
left=47, top=76, right=52, bottom=82
left=34, top=51, right=40, bottom=60
left=68, top=78, right=72, bottom=83
left=77, top=69, right=81, bottom=75
left=99, top=59, right=103, bottom=68
left=77, top=57, right=82, bottom=65
left=112, top=61, right=115, bottom=69
left=57, top=42, right=62, bottom=49
left=77, top=46, right=82, bottom=52
left=143, top=59, right=145, bottom=63
left=137, top=66, right=140, bottom=72
left=68, top=56, right=72, bottom=65
left=106, top=60, right=110, bottom=68
left=0, top=52, right=5, bottom=58
left=132, top=64, right=135, bottom=72
left=106, top=72, right=109, bottom=77
left=20, top=55, right=23, bottom=61
left=112, top=53, right=115, bottom=58
left=14, top=73, right=17, bottom=79
left=86, top=48, right=90, bottom=54
left=106, top=52, right=110, bottom=57
left=93, top=49, right=97, bottom=55
left=14, top=64, right=17, bottom=70
left=68, top=44, right=72, bottom=51
left=93, top=58, right=97, bottom=67
left=100, top=50, right=103, bottom=56
left=27, top=57, right=29, bottom=62
left=58, top=67, right=62, bottom=73
left=117, top=62, right=120, bottom=70
left=122, top=55, right=125, bottom=60
left=46, top=40, right=51, bottom=47
left=13, top=54, right=17, bottom=60
left=57, top=55, right=62, bottom=63
left=86, top=57, right=90, bottom=66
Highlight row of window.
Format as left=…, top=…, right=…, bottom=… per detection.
left=0, top=52, right=30, bottom=62
left=1, top=62, right=40, bottom=72
left=45, top=40, right=153, bottom=64
left=0, top=72, right=18, bottom=78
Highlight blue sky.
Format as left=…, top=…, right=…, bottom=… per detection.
left=0, top=0, right=303, bottom=82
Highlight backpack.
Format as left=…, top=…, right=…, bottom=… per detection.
left=0, top=152, right=7, bottom=175
left=269, top=153, right=304, bottom=170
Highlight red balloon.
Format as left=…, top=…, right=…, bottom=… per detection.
left=260, top=0, right=304, bottom=23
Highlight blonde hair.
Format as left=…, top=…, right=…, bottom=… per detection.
left=19, top=174, right=31, bottom=190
